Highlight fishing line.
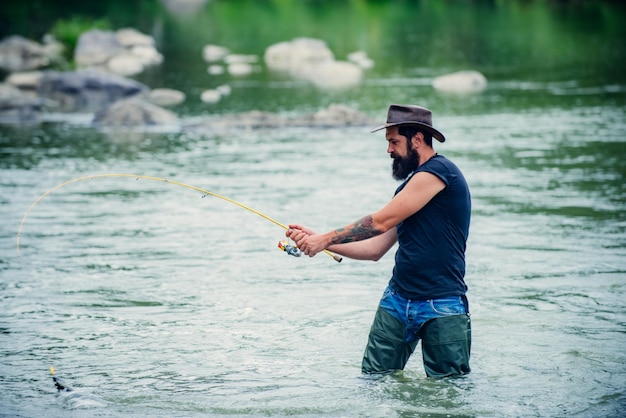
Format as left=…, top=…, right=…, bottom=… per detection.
left=16, top=173, right=342, bottom=262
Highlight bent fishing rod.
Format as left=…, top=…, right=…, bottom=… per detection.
left=16, top=173, right=342, bottom=263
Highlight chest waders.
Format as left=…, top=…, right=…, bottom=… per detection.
left=361, top=303, right=471, bottom=377
left=420, top=313, right=471, bottom=377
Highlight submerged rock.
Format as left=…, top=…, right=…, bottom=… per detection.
left=185, top=103, right=373, bottom=132
left=93, top=97, right=178, bottom=126
left=432, top=70, right=487, bottom=94
left=307, top=104, right=372, bottom=126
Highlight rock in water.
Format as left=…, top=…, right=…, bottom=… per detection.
left=38, top=69, right=148, bottom=112
left=432, top=70, right=487, bottom=94
left=0, top=35, right=50, bottom=72
left=94, top=97, right=178, bottom=126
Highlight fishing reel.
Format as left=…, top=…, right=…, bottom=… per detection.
left=277, top=240, right=302, bottom=257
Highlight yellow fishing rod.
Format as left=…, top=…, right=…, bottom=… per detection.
left=16, top=173, right=342, bottom=262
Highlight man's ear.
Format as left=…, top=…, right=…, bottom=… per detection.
left=411, top=132, right=424, bottom=149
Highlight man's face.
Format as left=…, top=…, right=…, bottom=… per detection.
left=386, top=127, right=418, bottom=180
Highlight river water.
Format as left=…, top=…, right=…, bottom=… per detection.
left=1, top=1, right=626, bottom=417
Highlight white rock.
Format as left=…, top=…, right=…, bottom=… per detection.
left=227, top=62, right=255, bottom=76
left=149, top=88, right=186, bottom=106
left=75, top=29, right=163, bottom=75
left=307, top=60, right=363, bottom=89
left=432, top=70, right=487, bottom=93
left=347, top=51, right=374, bottom=69
left=264, top=38, right=364, bottom=89
left=116, top=28, right=155, bottom=47
left=207, top=65, right=225, bottom=75
left=6, top=71, right=43, bottom=89
left=200, top=89, right=221, bottom=103
left=202, top=44, right=230, bottom=62
left=130, top=45, right=163, bottom=66
left=74, top=30, right=124, bottom=67
left=224, top=54, right=258, bottom=64
left=264, top=38, right=334, bottom=74
left=216, top=84, right=231, bottom=96
left=107, top=54, right=145, bottom=76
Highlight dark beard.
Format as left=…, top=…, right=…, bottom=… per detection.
left=391, top=146, right=419, bottom=180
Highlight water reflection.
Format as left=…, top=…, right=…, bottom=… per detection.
left=360, top=372, right=477, bottom=417
left=0, top=124, right=193, bottom=170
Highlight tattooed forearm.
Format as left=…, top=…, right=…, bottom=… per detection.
left=330, top=215, right=382, bottom=244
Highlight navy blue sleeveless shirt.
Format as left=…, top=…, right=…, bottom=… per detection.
left=389, top=154, right=471, bottom=300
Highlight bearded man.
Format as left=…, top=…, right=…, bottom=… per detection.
left=287, top=104, right=472, bottom=377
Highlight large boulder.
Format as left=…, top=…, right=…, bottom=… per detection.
left=38, top=69, right=148, bottom=112
left=265, top=38, right=334, bottom=77
left=74, top=29, right=163, bottom=76
left=93, top=97, right=178, bottom=126
left=0, top=83, right=45, bottom=123
left=0, top=35, right=50, bottom=72
left=74, top=30, right=125, bottom=67
left=264, top=38, right=363, bottom=89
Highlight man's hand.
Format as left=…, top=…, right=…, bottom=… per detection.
left=286, top=224, right=329, bottom=257
left=286, top=224, right=317, bottom=238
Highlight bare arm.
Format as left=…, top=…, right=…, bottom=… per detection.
left=287, top=224, right=397, bottom=261
left=327, top=228, right=398, bottom=261
left=289, top=171, right=444, bottom=258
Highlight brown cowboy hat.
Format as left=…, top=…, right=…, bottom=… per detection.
left=371, top=104, right=446, bottom=143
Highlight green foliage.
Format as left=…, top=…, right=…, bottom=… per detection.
left=50, top=16, right=111, bottom=58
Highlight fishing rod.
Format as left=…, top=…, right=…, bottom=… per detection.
left=16, top=173, right=342, bottom=263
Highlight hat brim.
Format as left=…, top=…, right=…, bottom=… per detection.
left=370, top=121, right=446, bottom=143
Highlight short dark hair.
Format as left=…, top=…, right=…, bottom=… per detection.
left=398, top=126, right=433, bottom=146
